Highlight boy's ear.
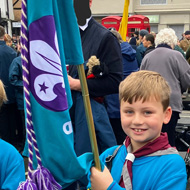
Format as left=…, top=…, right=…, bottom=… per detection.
left=163, top=106, right=172, bottom=124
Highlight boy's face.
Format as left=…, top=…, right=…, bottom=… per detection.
left=120, top=98, right=172, bottom=151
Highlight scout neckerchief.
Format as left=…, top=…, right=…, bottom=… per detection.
left=119, top=133, right=178, bottom=189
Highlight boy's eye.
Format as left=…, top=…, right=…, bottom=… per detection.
left=125, top=110, right=133, bottom=114
left=144, top=111, right=152, bottom=115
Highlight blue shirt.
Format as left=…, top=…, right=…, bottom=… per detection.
left=0, top=139, right=25, bottom=189
left=100, top=145, right=187, bottom=190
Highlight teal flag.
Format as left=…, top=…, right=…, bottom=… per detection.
left=24, top=0, right=93, bottom=187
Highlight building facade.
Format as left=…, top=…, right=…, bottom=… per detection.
left=2, top=0, right=190, bottom=39
left=12, top=0, right=21, bottom=35
left=0, top=0, right=15, bottom=35
left=91, top=0, right=190, bottom=39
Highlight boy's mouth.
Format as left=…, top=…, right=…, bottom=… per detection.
left=133, top=129, right=147, bottom=132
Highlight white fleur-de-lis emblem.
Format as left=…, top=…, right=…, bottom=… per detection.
left=29, top=33, right=68, bottom=111
left=30, top=34, right=65, bottom=101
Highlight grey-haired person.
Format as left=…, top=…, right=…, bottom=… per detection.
left=141, top=28, right=190, bottom=146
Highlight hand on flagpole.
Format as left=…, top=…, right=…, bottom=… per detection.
left=68, top=75, right=81, bottom=91
left=90, top=166, right=113, bottom=190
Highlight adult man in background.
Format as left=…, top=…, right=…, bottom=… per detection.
left=143, top=33, right=155, bottom=56
left=68, top=0, right=123, bottom=157
left=0, top=26, right=18, bottom=147
left=180, top=30, right=190, bottom=52
left=136, top=29, right=149, bottom=67
left=66, top=0, right=123, bottom=189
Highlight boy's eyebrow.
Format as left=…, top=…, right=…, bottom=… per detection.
left=121, top=105, right=134, bottom=109
left=141, top=107, right=155, bottom=110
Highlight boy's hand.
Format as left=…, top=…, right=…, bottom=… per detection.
left=90, top=166, right=113, bottom=190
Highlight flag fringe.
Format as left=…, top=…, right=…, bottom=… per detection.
left=17, top=180, right=38, bottom=190
left=32, top=166, right=62, bottom=190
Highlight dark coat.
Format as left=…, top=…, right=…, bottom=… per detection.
left=9, top=56, right=24, bottom=110
left=105, top=42, right=139, bottom=118
left=69, top=18, right=123, bottom=156
left=0, top=41, right=17, bottom=104
left=136, top=42, right=146, bottom=67
left=69, top=18, right=123, bottom=97
left=144, top=45, right=155, bottom=57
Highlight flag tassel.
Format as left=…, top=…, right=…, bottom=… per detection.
left=17, top=165, right=62, bottom=190
left=32, top=165, right=62, bottom=190
left=17, top=180, right=38, bottom=190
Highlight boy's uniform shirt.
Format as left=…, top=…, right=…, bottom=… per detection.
left=0, top=139, right=25, bottom=189
left=99, top=143, right=187, bottom=190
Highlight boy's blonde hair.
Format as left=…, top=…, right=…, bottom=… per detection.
left=0, top=80, right=7, bottom=107
left=119, top=70, right=171, bottom=111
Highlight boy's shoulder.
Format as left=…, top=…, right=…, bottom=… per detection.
left=0, top=139, right=23, bottom=161
left=134, top=152, right=186, bottom=176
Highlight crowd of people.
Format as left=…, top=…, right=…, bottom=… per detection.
left=1, top=1, right=190, bottom=188
left=0, top=26, right=25, bottom=155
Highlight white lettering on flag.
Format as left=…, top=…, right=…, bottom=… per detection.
left=63, top=121, right=73, bottom=135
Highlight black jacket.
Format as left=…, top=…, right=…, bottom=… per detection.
left=0, top=41, right=17, bottom=104
left=144, top=45, right=155, bottom=57
left=69, top=18, right=123, bottom=97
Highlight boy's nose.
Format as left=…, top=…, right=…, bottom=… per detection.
left=132, top=113, right=144, bottom=125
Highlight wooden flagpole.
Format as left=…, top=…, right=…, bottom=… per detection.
left=77, top=64, right=101, bottom=170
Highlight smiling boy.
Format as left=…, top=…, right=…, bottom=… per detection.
left=90, top=70, right=187, bottom=190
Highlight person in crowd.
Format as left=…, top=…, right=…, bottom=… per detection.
left=133, top=31, right=140, bottom=46
left=66, top=0, right=122, bottom=189
left=140, top=28, right=190, bottom=146
left=105, top=29, right=138, bottom=144
left=4, top=34, right=18, bottom=51
left=126, top=36, right=130, bottom=42
left=133, top=31, right=139, bottom=41
left=150, top=31, right=156, bottom=39
left=143, top=33, right=155, bottom=56
left=12, top=34, right=17, bottom=44
left=68, top=0, right=123, bottom=158
left=0, top=25, right=19, bottom=147
left=89, top=70, right=187, bottom=190
left=129, top=37, right=137, bottom=50
left=4, top=34, right=13, bottom=47
left=180, top=30, right=190, bottom=52
left=179, top=32, right=185, bottom=42
left=174, top=39, right=185, bottom=58
left=9, top=39, right=26, bottom=153
left=0, top=80, right=25, bottom=189
left=136, top=29, right=149, bottom=67
left=186, top=45, right=190, bottom=64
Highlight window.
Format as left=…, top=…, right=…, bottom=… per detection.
left=141, top=0, right=167, bottom=5
left=168, top=25, right=184, bottom=40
